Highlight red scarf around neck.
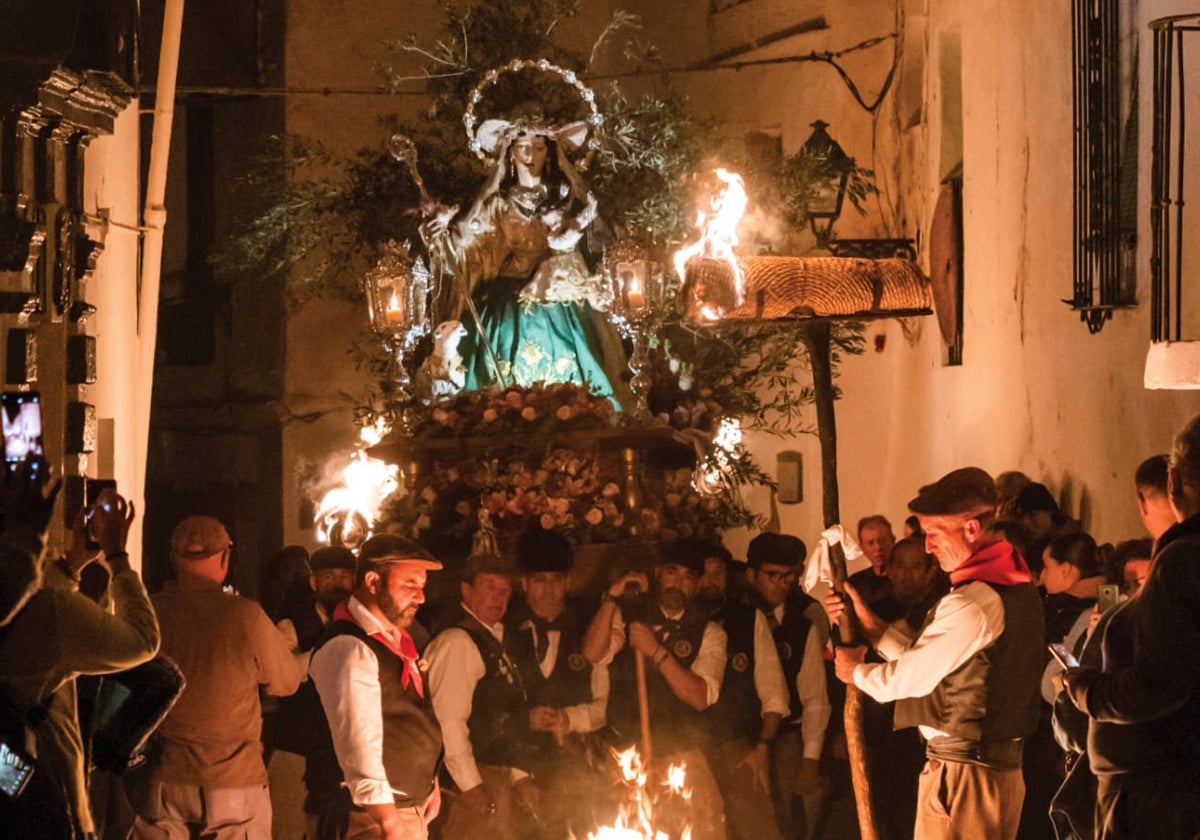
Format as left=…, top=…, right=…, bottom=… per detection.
left=334, top=601, right=424, bottom=697
left=949, top=540, right=1034, bottom=588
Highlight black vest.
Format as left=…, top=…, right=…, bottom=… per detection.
left=507, top=610, right=595, bottom=775
left=894, top=581, right=1044, bottom=768
left=708, top=600, right=763, bottom=743
left=766, top=590, right=815, bottom=723
left=264, top=598, right=331, bottom=758
left=453, top=616, right=533, bottom=771
left=509, top=613, right=594, bottom=710
left=312, top=620, right=443, bottom=805
left=609, top=603, right=712, bottom=754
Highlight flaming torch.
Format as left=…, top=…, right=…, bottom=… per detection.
left=673, top=169, right=748, bottom=322
left=313, top=419, right=400, bottom=551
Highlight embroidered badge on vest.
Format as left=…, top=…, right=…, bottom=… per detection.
left=497, top=654, right=518, bottom=685
left=731, top=652, right=749, bottom=673
left=567, top=652, right=588, bottom=672
left=673, top=639, right=694, bottom=659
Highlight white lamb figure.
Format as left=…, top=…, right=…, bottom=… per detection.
left=423, top=320, right=468, bottom=398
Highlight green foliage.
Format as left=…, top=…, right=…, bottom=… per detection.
left=589, top=87, right=707, bottom=244
left=778, top=146, right=878, bottom=230
left=652, top=319, right=865, bottom=437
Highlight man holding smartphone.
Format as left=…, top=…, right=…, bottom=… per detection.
left=1066, top=415, right=1200, bottom=838
left=0, top=460, right=161, bottom=839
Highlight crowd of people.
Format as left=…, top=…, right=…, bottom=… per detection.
left=3, top=414, right=1200, bottom=840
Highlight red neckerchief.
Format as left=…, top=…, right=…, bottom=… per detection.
left=949, top=540, right=1034, bottom=588
left=334, top=601, right=424, bottom=698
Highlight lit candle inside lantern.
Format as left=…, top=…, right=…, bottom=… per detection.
left=385, top=291, right=405, bottom=325
left=627, top=275, right=646, bottom=312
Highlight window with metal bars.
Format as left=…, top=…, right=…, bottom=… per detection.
left=1071, top=0, right=1138, bottom=333
left=1150, top=14, right=1200, bottom=343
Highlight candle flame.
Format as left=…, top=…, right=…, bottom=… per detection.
left=673, top=168, right=748, bottom=320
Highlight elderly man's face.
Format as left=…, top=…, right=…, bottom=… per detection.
left=859, top=522, right=896, bottom=572
left=462, top=572, right=513, bottom=626
left=919, top=515, right=977, bottom=572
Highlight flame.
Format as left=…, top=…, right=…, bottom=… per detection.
left=664, top=762, right=690, bottom=799
left=694, top=418, right=743, bottom=497
left=673, top=168, right=748, bottom=320
left=588, top=747, right=689, bottom=840
left=314, top=424, right=400, bottom=549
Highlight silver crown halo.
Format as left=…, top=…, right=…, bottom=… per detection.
left=463, top=57, right=604, bottom=166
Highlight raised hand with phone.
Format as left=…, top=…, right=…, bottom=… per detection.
left=86, top=488, right=135, bottom=575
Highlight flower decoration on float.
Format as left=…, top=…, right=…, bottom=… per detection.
left=386, top=445, right=634, bottom=550
left=463, top=57, right=604, bottom=165
left=416, top=381, right=616, bottom=436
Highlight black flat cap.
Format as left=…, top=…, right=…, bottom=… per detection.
left=908, top=467, right=998, bottom=516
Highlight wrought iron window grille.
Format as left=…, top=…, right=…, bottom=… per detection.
left=1150, top=14, right=1200, bottom=344
left=1071, top=0, right=1139, bottom=333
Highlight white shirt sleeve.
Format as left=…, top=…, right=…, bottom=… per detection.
left=854, top=582, right=1005, bottom=703
left=275, top=617, right=313, bottom=678
left=752, top=610, right=790, bottom=718
left=563, top=661, right=609, bottom=733
left=309, top=635, right=394, bottom=806
left=797, top=627, right=831, bottom=759
left=691, top=621, right=728, bottom=707
left=595, top=610, right=627, bottom=666
left=425, top=628, right=487, bottom=791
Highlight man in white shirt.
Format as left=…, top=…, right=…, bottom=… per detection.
left=827, top=467, right=1044, bottom=840
left=696, top=539, right=790, bottom=840
left=425, top=554, right=534, bottom=840
left=309, top=534, right=444, bottom=840
left=581, top=546, right=729, bottom=840
left=745, top=532, right=831, bottom=840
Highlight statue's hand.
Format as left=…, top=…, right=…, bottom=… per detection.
left=420, top=202, right=459, bottom=239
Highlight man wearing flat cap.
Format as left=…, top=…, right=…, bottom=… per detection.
left=582, top=543, right=728, bottom=840
left=129, top=516, right=303, bottom=840
left=745, top=532, right=830, bottom=840
left=309, top=534, right=445, bottom=839
left=826, top=467, right=1044, bottom=840
left=506, top=528, right=609, bottom=838
left=266, top=546, right=358, bottom=837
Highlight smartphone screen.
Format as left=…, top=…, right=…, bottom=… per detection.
left=0, top=392, right=42, bottom=465
left=86, top=479, right=117, bottom=509
left=1097, top=583, right=1122, bottom=614
left=0, top=740, right=34, bottom=798
left=1048, top=642, right=1080, bottom=670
